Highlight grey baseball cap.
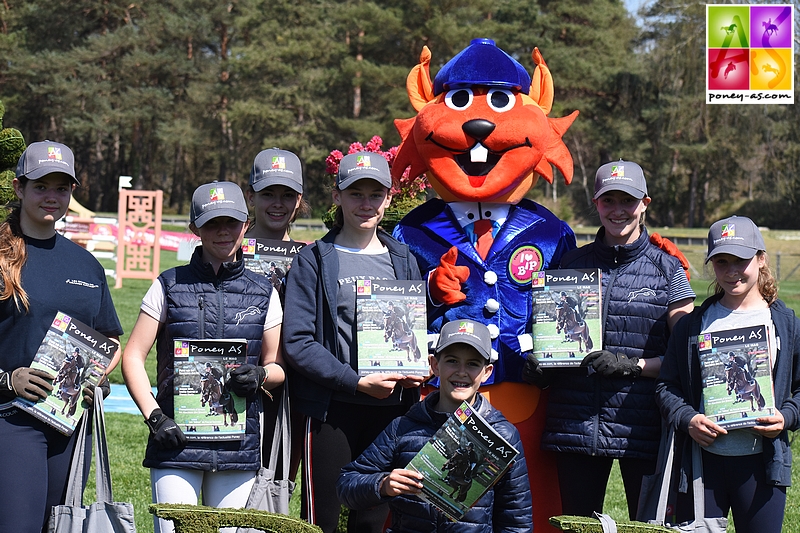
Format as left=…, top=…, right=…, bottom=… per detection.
left=337, top=151, right=392, bottom=190
left=190, top=181, right=249, bottom=228
left=593, top=159, right=648, bottom=200
left=16, top=141, right=79, bottom=185
left=435, top=319, right=493, bottom=362
left=249, top=148, right=303, bottom=194
left=706, top=215, right=765, bottom=263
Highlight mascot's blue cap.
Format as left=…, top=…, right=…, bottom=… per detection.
left=433, top=38, right=531, bottom=96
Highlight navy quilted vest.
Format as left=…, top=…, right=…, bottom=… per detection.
left=143, top=246, right=273, bottom=471
left=542, top=227, right=682, bottom=459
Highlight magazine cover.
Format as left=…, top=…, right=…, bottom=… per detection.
left=241, top=238, right=306, bottom=294
left=531, top=268, right=602, bottom=367
left=406, top=401, right=519, bottom=521
left=698, top=325, right=776, bottom=429
left=172, top=339, right=248, bottom=440
left=355, top=279, right=429, bottom=377
left=13, top=311, right=117, bottom=435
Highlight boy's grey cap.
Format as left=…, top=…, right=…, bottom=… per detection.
left=593, top=159, right=647, bottom=200
left=16, top=140, right=79, bottom=185
left=190, top=181, right=248, bottom=228
left=249, top=148, right=303, bottom=194
left=435, top=319, right=494, bottom=362
left=337, top=151, right=392, bottom=190
left=706, top=215, right=765, bottom=263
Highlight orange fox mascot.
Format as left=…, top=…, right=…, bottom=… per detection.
left=392, top=39, right=579, bottom=532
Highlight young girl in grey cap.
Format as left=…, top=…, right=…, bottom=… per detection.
left=282, top=152, right=424, bottom=533
left=657, top=215, right=798, bottom=533
left=245, top=148, right=309, bottom=241
left=0, top=141, right=123, bottom=533
left=523, top=159, right=696, bottom=519
left=122, top=181, right=285, bottom=533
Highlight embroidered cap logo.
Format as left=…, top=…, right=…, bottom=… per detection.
left=48, top=147, right=62, bottom=161
left=356, top=155, right=371, bottom=168
left=209, top=187, right=224, bottom=202
left=271, top=156, right=285, bottom=169
left=721, top=224, right=735, bottom=238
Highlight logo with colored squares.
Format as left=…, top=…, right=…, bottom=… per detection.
left=52, top=312, right=72, bottom=332
left=707, top=4, right=794, bottom=104
left=698, top=333, right=714, bottom=351
left=209, top=188, right=224, bottom=201
left=241, top=238, right=256, bottom=254
left=532, top=271, right=547, bottom=288
left=457, top=321, right=474, bottom=335
left=721, top=224, right=735, bottom=238
left=174, top=341, right=190, bottom=356
left=271, top=156, right=285, bottom=169
left=454, top=403, right=473, bottom=423
left=48, top=146, right=62, bottom=161
left=356, top=279, right=372, bottom=295
left=356, top=155, right=371, bottom=167
left=611, top=165, right=624, bottom=178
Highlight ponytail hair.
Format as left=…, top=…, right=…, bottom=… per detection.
left=0, top=201, right=30, bottom=312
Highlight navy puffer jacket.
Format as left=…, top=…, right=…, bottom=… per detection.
left=143, top=246, right=274, bottom=471
left=337, top=392, right=532, bottom=533
left=542, top=227, right=684, bottom=460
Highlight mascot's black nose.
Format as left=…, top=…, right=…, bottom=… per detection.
left=462, top=119, right=496, bottom=142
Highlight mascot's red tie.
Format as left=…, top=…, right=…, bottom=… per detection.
left=473, top=219, right=494, bottom=260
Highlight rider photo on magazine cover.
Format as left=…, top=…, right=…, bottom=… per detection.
left=531, top=268, right=602, bottom=367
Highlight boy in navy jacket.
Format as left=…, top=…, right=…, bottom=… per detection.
left=337, top=320, right=532, bottom=533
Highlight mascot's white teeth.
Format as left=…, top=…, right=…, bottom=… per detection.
left=470, top=143, right=489, bottom=163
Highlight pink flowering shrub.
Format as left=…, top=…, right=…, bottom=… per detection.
left=323, top=136, right=430, bottom=231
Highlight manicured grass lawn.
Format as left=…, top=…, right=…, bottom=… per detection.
left=101, top=231, right=800, bottom=533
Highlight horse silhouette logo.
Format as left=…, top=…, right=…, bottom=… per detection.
left=627, top=288, right=657, bottom=303
left=235, top=306, right=262, bottom=325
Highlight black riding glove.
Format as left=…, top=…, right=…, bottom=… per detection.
left=82, top=376, right=111, bottom=407
left=581, top=350, right=642, bottom=378
left=228, top=364, right=266, bottom=397
left=521, top=353, right=552, bottom=388
left=0, top=368, right=54, bottom=401
left=145, top=408, right=187, bottom=449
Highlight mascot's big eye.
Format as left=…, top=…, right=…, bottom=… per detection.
left=487, top=89, right=516, bottom=112
left=445, top=88, right=473, bottom=110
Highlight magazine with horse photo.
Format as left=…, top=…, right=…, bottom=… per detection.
left=172, top=339, right=248, bottom=440
left=355, top=279, right=429, bottom=377
left=13, top=311, right=117, bottom=435
left=531, top=268, right=602, bottom=367
left=241, top=238, right=305, bottom=295
left=698, top=325, right=776, bottom=430
left=406, top=401, right=520, bottom=522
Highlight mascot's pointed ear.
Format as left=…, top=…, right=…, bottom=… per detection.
left=541, top=111, right=579, bottom=185
left=529, top=48, right=554, bottom=116
left=392, top=117, right=429, bottom=182
left=406, top=46, right=435, bottom=112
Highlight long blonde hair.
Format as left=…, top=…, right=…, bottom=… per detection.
left=0, top=198, right=30, bottom=312
left=712, top=251, right=778, bottom=305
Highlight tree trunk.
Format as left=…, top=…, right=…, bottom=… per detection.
left=687, top=166, right=698, bottom=228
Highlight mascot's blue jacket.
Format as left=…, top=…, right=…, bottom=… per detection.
left=657, top=294, right=800, bottom=488
left=336, top=392, right=532, bottom=533
left=542, top=227, right=683, bottom=460
left=143, top=246, right=273, bottom=471
left=394, top=198, right=575, bottom=385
